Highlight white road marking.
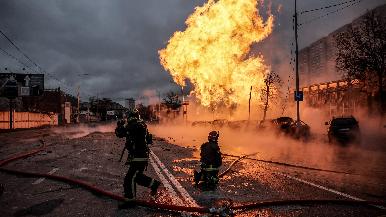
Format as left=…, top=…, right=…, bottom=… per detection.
left=149, top=155, right=185, bottom=206
left=150, top=150, right=199, bottom=207
left=276, top=172, right=385, bottom=210
left=32, top=168, right=59, bottom=185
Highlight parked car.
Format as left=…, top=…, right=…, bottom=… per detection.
left=326, top=116, right=360, bottom=144
left=271, top=117, right=294, bottom=134
left=289, top=120, right=311, bottom=140
left=268, top=117, right=311, bottom=140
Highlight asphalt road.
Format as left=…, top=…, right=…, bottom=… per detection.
left=0, top=124, right=385, bottom=216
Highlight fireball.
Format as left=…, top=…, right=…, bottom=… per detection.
left=159, top=0, right=274, bottom=109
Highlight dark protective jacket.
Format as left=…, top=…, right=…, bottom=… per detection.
left=125, top=118, right=148, bottom=158
left=115, top=118, right=152, bottom=159
left=200, top=141, right=222, bottom=168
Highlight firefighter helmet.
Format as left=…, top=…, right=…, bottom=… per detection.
left=208, top=131, right=219, bottom=142
left=127, top=109, right=140, bottom=119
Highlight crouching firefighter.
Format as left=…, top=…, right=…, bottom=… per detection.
left=115, top=109, right=161, bottom=207
left=194, top=131, right=222, bottom=190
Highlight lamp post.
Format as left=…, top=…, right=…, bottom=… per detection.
left=294, top=0, right=301, bottom=126
left=76, top=73, right=89, bottom=123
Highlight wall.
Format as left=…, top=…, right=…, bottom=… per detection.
left=0, top=111, right=58, bottom=129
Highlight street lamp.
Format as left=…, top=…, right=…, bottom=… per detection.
left=294, top=0, right=301, bottom=127
left=76, top=73, right=89, bottom=123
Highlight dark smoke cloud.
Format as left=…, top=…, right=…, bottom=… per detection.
left=0, top=0, right=383, bottom=102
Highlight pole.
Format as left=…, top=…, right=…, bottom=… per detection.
left=157, top=90, right=161, bottom=120
left=181, top=87, right=184, bottom=102
left=294, top=0, right=300, bottom=125
left=248, top=86, right=252, bottom=122
left=96, top=92, right=99, bottom=121
left=77, top=85, right=80, bottom=123
left=9, top=99, right=13, bottom=129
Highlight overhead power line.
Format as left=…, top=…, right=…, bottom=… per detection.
left=0, top=29, right=43, bottom=72
left=0, top=28, right=78, bottom=95
left=298, top=0, right=362, bottom=27
left=0, top=46, right=37, bottom=72
left=0, top=47, right=73, bottom=93
left=0, top=29, right=96, bottom=99
left=300, top=0, right=360, bottom=14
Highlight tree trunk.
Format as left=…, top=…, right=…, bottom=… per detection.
left=262, top=85, right=269, bottom=122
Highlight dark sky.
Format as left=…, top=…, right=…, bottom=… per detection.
left=0, top=0, right=383, bottom=103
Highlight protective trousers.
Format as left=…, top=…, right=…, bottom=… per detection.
left=123, top=160, right=158, bottom=199
left=195, top=165, right=220, bottom=190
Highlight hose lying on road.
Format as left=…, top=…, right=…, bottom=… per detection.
left=1, top=144, right=384, bottom=214
left=222, top=153, right=352, bottom=175
left=219, top=153, right=256, bottom=178
left=0, top=140, right=46, bottom=167
left=0, top=167, right=209, bottom=213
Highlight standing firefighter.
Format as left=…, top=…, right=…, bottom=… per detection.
left=115, top=109, right=161, bottom=206
left=194, top=131, right=222, bottom=190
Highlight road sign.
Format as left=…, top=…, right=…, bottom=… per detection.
left=294, top=91, right=303, bottom=101
left=20, top=87, right=30, bottom=96
left=0, top=73, right=44, bottom=98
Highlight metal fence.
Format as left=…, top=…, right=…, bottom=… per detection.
left=0, top=111, right=58, bottom=129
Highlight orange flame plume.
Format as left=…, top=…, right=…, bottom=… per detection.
left=159, top=0, right=274, bottom=109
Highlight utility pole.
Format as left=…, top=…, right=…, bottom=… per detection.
left=5, top=74, right=17, bottom=129
left=157, top=90, right=161, bottom=121
left=96, top=92, right=99, bottom=120
left=294, top=0, right=301, bottom=125
left=77, top=85, right=80, bottom=123
left=248, top=86, right=252, bottom=122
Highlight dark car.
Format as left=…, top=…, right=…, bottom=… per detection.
left=326, top=116, right=360, bottom=144
left=271, top=117, right=294, bottom=134
left=268, top=117, right=311, bottom=140
left=293, top=121, right=311, bottom=139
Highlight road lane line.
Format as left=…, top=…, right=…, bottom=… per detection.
left=150, top=150, right=199, bottom=207
left=276, top=172, right=385, bottom=210
left=32, top=168, right=59, bottom=185
left=149, top=155, right=185, bottom=205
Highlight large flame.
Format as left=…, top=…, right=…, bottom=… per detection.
left=159, top=0, right=274, bottom=108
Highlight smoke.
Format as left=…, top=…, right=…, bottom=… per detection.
left=148, top=105, right=386, bottom=181
left=52, top=123, right=115, bottom=139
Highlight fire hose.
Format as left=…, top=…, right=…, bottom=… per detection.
left=218, top=153, right=254, bottom=178
left=222, top=153, right=353, bottom=175
left=0, top=143, right=384, bottom=216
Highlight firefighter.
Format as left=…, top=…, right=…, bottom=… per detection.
left=194, top=131, right=222, bottom=190
left=115, top=109, right=161, bottom=207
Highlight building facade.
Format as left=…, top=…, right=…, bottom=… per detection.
left=299, top=4, right=386, bottom=86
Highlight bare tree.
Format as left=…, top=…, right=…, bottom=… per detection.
left=335, top=10, right=386, bottom=114
left=260, top=71, right=282, bottom=123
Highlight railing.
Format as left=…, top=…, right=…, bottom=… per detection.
left=0, top=111, right=58, bottom=129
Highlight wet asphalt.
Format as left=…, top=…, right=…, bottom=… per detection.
left=0, top=125, right=385, bottom=216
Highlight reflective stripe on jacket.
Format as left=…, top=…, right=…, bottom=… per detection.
left=127, top=157, right=149, bottom=163
left=202, top=164, right=220, bottom=171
